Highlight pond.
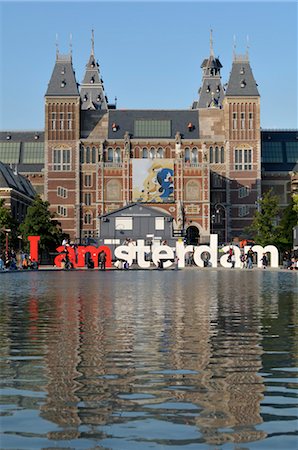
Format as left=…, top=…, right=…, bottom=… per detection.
left=0, top=270, right=297, bottom=449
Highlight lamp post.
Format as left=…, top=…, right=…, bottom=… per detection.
left=4, top=229, right=11, bottom=254
left=214, top=203, right=227, bottom=244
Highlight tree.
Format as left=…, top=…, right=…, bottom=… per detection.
left=0, top=199, right=18, bottom=253
left=276, top=196, right=298, bottom=251
left=20, top=196, right=66, bottom=254
left=248, top=189, right=280, bottom=246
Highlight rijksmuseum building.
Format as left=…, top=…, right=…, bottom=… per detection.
left=0, top=34, right=297, bottom=244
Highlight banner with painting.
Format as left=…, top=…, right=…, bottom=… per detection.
left=132, top=159, right=174, bottom=203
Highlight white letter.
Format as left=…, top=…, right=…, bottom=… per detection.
left=193, top=234, right=218, bottom=268
left=220, top=245, right=241, bottom=268
left=175, top=242, right=193, bottom=268
left=152, top=245, right=174, bottom=268
left=252, top=245, right=279, bottom=268
left=114, top=245, right=134, bottom=266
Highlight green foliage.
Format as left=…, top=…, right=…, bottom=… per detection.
left=0, top=199, right=18, bottom=252
left=248, top=190, right=280, bottom=246
left=20, top=196, right=66, bottom=253
left=248, top=190, right=298, bottom=250
left=293, top=194, right=298, bottom=214
left=276, top=197, right=298, bottom=251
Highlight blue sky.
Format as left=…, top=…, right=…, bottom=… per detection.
left=0, top=1, right=297, bottom=130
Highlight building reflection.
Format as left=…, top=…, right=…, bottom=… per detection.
left=13, top=271, right=279, bottom=445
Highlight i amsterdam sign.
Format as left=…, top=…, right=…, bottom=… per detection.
left=28, top=235, right=280, bottom=269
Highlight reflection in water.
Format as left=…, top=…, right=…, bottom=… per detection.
left=0, top=270, right=297, bottom=449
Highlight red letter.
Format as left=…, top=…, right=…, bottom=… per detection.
left=28, top=236, right=40, bottom=261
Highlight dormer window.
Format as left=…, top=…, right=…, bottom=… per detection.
left=206, top=85, right=210, bottom=93
left=83, top=95, right=87, bottom=102
left=6, top=135, right=11, bottom=140
left=34, top=134, right=39, bottom=140
left=216, top=86, right=220, bottom=93
left=97, top=95, right=101, bottom=102
left=90, top=77, right=94, bottom=84
left=240, top=80, right=246, bottom=88
left=112, top=123, right=118, bottom=132
left=240, top=67, right=245, bottom=75
left=61, top=67, right=65, bottom=75
left=91, top=61, right=95, bottom=68
left=61, top=80, right=66, bottom=88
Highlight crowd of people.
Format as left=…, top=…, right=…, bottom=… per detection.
left=0, top=249, right=39, bottom=271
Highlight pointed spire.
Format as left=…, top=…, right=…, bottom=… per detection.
left=210, top=29, right=214, bottom=57
left=233, top=35, right=236, bottom=60
left=91, top=29, right=95, bottom=56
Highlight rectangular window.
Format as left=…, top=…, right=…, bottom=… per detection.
left=232, top=112, right=237, bottom=130
left=285, top=142, right=298, bottom=163
left=244, top=149, right=252, bottom=170
left=85, top=174, right=92, bottom=187
left=115, top=217, right=133, bottom=230
left=57, top=186, right=68, bottom=198
left=53, top=149, right=71, bottom=171
left=84, top=193, right=91, bottom=206
left=60, top=113, right=64, bottom=130
left=238, top=186, right=250, bottom=198
left=67, top=112, right=72, bottom=130
left=262, top=142, right=283, bottom=163
left=134, top=120, right=171, bottom=138
left=57, top=205, right=67, bottom=216
left=51, top=112, right=56, bottom=130
left=241, top=112, right=245, bottom=129
left=249, top=112, right=253, bottom=130
left=155, top=217, right=165, bottom=230
left=234, top=149, right=252, bottom=170
left=239, top=205, right=249, bottom=217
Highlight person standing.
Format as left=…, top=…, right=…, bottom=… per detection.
left=261, top=253, right=268, bottom=269
left=99, top=251, right=106, bottom=271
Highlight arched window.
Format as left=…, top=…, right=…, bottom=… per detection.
left=149, top=147, right=155, bottom=159
left=85, top=146, right=90, bottom=164
left=156, top=147, right=164, bottom=158
left=142, top=148, right=148, bottom=158
left=91, top=147, right=96, bottom=164
left=192, top=148, right=198, bottom=163
left=185, top=147, right=190, bottom=163
left=209, top=146, right=213, bottom=163
left=80, top=146, right=84, bottom=164
left=220, top=146, right=225, bottom=163
left=107, top=147, right=113, bottom=162
left=215, top=146, right=219, bottom=164
left=115, top=147, right=121, bottom=163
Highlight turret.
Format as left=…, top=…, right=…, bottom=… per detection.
left=80, top=30, right=108, bottom=110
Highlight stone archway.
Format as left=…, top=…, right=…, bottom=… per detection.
left=186, top=225, right=200, bottom=246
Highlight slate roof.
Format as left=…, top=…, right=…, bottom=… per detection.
left=80, top=53, right=108, bottom=110
left=0, top=162, right=36, bottom=198
left=45, top=54, right=79, bottom=97
left=226, top=58, right=259, bottom=97
left=197, top=78, right=225, bottom=109
left=99, top=203, right=172, bottom=219
left=0, top=131, right=44, bottom=142
left=80, top=110, right=108, bottom=138
left=107, top=110, right=199, bottom=140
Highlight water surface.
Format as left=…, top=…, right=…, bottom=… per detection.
left=0, top=270, right=297, bottom=449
